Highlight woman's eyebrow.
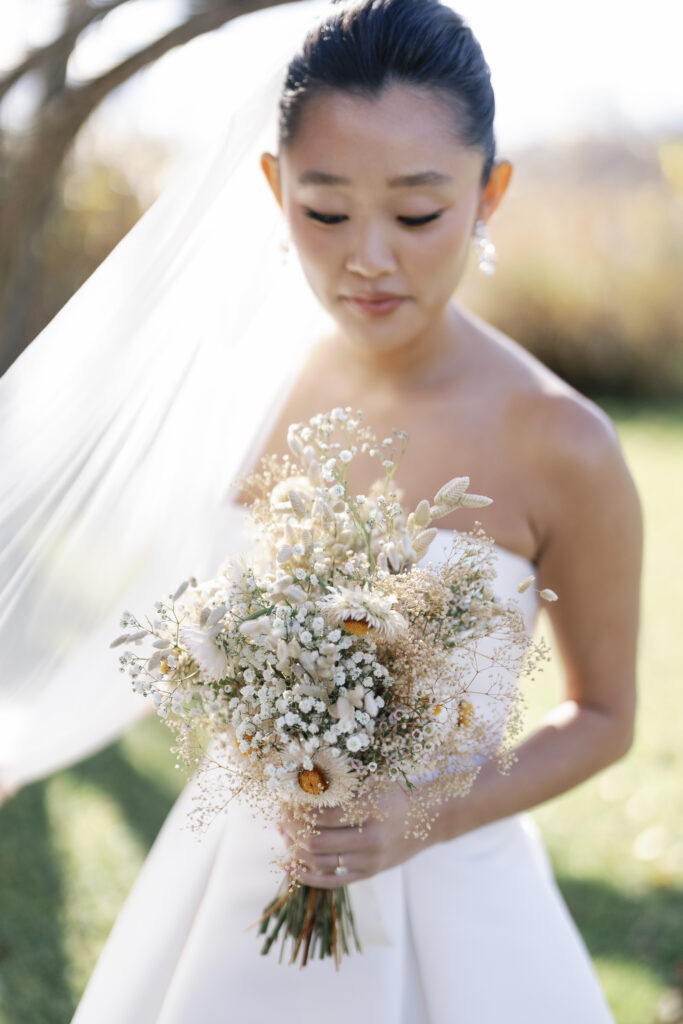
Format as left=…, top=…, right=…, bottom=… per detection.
left=297, top=170, right=454, bottom=186
left=388, top=171, right=454, bottom=187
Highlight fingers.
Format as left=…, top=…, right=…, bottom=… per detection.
left=280, top=805, right=360, bottom=832
left=291, top=865, right=362, bottom=890
left=284, top=850, right=371, bottom=890
left=280, top=821, right=372, bottom=856
left=279, top=826, right=382, bottom=884
left=277, top=802, right=381, bottom=887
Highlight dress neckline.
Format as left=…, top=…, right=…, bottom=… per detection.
left=431, top=527, right=536, bottom=572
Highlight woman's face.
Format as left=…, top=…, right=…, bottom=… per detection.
left=264, top=84, right=506, bottom=355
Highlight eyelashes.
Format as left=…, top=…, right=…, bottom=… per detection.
left=399, top=212, right=443, bottom=227
left=304, top=209, right=443, bottom=227
left=305, top=210, right=347, bottom=225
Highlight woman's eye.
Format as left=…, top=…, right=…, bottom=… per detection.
left=398, top=212, right=443, bottom=227
left=305, top=209, right=348, bottom=225
left=304, top=209, right=442, bottom=227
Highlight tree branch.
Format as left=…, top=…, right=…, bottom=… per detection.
left=0, top=0, right=132, bottom=103
left=66, top=0, right=296, bottom=113
left=0, top=0, right=295, bottom=350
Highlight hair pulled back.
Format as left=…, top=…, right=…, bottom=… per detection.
left=279, top=0, right=496, bottom=184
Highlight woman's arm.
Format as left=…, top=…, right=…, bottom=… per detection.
left=281, top=397, right=643, bottom=886
left=433, top=396, right=643, bottom=839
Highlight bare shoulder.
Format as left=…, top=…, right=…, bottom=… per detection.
left=462, top=309, right=642, bottom=553
left=466, top=310, right=625, bottom=473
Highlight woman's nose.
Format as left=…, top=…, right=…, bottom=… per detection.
left=345, top=222, right=397, bottom=278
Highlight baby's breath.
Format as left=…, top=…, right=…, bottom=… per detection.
left=110, top=408, right=550, bottom=965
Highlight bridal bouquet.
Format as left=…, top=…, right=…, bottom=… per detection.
left=111, top=408, right=550, bottom=967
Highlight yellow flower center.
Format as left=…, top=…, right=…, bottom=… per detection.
left=457, top=700, right=475, bottom=728
left=342, top=618, right=373, bottom=636
left=159, top=660, right=169, bottom=674
left=432, top=704, right=442, bottom=716
left=298, top=766, right=330, bottom=795
left=235, top=733, right=254, bottom=757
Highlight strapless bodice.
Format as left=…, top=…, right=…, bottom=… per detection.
left=426, top=528, right=539, bottom=635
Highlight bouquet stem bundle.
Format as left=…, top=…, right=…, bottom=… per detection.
left=259, top=880, right=360, bottom=968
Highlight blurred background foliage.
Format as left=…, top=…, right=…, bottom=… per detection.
left=0, top=0, right=288, bottom=373
left=460, top=136, right=683, bottom=399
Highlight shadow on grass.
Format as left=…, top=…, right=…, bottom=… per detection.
left=0, top=783, right=73, bottom=1024
left=68, top=739, right=179, bottom=851
left=557, top=872, right=683, bottom=986
left=0, top=739, right=177, bottom=1024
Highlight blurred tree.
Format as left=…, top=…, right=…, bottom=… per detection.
left=0, top=0, right=293, bottom=372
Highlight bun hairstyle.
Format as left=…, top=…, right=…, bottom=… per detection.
left=279, top=0, right=497, bottom=185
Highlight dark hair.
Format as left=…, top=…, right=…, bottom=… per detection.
left=279, top=0, right=496, bottom=184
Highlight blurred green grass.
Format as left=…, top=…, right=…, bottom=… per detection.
left=0, top=402, right=681, bottom=1024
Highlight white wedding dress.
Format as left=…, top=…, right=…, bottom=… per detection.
left=70, top=522, right=615, bottom=1023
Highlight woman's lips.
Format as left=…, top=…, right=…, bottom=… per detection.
left=343, top=294, right=406, bottom=318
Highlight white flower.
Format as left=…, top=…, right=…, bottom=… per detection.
left=239, top=616, right=271, bottom=637
left=270, top=475, right=315, bottom=507
left=517, top=575, right=535, bottom=594
left=329, top=695, right=355, bottom=727
left=178, top=624, right=228, bottom=682
left=364, top=692, right=380, bottom=717
left=433, top=476, right=469, bottom=508
left=540, top=588, right=559, bottom=602
left=319, top=585, right=407, bottom=642
left=280, top=747, right=358, bottom=807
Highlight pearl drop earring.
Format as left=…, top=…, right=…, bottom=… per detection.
left=280, top=235, right=291, bottom=265
left=472, top=220, right=497, bottom=276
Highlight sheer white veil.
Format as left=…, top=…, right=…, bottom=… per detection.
left=0, top=0, right=335, bottom=793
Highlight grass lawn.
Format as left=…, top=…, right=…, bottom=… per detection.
left=523, top=401, right=683, bottom=1024
left=0, top=402, right=681, bottom=1024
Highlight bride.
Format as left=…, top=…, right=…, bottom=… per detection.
left=0, top=0, right=641, bottom=1021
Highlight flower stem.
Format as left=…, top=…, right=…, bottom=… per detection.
left=259, top=878, right=362, bottom=968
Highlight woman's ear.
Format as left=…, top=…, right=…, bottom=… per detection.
left=477, top=159, right=512, bottom=223
left=261, top=152, right=283, bottom=209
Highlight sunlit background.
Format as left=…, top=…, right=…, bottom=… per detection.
left=0, top=3, right=681, bottom=1024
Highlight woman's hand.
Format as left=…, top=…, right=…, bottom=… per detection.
left=279, top=783, right=441, bottom=889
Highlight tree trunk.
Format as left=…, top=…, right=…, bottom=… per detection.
left=0, top=0, right=293, bottom=368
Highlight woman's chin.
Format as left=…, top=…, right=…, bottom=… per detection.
left=329, top=300, right=428, bottom=354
